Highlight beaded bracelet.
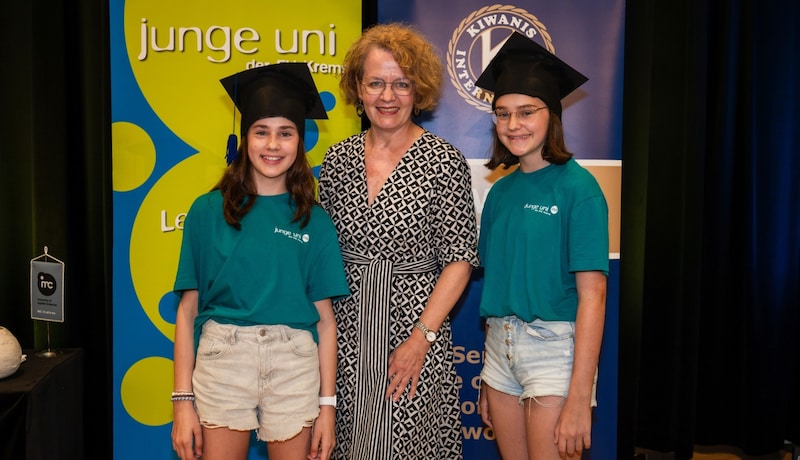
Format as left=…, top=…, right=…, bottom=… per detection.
left=171, top=391, right=195, bottom=402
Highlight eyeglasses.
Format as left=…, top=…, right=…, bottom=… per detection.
left=491, top=106, right=548, bottom=123
left=361, top=80, right=414, bottom=96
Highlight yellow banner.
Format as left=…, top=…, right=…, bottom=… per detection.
left=111, top=1, right=362, bottom=457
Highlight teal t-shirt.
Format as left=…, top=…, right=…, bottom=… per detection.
left=478, top=158, right=609, bottom=322
left=174, top=191, right=350, bottom=347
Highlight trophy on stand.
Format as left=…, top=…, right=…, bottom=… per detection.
left=30, top=246, right=65, bottom=358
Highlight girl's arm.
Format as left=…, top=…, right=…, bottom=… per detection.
left=555, top=271, right=606, bottom=458
left=309, top=298, right=337, bottom=460
left=172, top=289, right=202, bottom=460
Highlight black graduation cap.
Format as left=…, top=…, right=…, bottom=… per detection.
left=220, top=63, right=327, bottom=164
left=475, top=32, right=588, bottom=118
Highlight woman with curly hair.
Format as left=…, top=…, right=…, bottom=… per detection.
left=318, top=23, right=479, bottom=460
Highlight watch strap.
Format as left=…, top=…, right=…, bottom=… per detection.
left=414, top=320, right=437, bottom=342
left=319, top=396, right=337, bottom=408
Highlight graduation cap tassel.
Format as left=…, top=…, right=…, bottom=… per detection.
left=226, top=133, right=238, bottom=165
left=225, top=75, right=239, bottom=165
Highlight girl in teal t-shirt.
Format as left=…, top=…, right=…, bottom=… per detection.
left=474, top=32, right=609, bottom=460
left=171, top=63, right=348, bottom=460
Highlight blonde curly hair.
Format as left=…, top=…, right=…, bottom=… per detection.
left=339, top=23, right=443, bottom=112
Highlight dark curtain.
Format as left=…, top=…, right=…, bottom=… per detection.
left=619, top=0, right=800, bottom=459
left=0, top=1, right=112, bottom=458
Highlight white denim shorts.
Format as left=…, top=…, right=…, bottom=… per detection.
left=192, top=319, right=320, bottom=442
left=480, top=316, right=597, bottom=406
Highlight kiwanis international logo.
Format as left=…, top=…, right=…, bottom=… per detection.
left=446, top=5, right=554, bottom=112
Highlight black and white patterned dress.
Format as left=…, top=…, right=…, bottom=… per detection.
left=318, top=130, right=479, bottom=460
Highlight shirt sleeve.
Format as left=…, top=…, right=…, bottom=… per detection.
left=432, top=141, right=479, bottom=268
left=173, top=195, right=207, bottom=292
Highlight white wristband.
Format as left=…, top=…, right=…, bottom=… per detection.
left=319, top=396, right=337, bottom=408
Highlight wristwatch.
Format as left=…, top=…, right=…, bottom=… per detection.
left=414, top=321, right=437, bottom=343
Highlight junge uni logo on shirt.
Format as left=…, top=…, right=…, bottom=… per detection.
left=274, top=226, right=310, bottom=243
left=523, top=203, right=559, bottom=215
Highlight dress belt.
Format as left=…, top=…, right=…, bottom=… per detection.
left=339, top=249, right=437, bottom=459
left=340, top=249, right=439, bottom=274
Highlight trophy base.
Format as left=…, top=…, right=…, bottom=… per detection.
left=36, top=349, right=59, bottom=358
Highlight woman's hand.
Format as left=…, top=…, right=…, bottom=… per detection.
left=385, top=334, right=429, bottom=401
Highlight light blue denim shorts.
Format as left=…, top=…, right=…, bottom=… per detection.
left=480, top=316, right=597, bottom=406
left=192, top=320, right=320, bottom=442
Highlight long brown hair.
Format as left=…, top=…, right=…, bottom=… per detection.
left=484, top=111, right=573, bottom=170
left=213, top=135, right=316, bottom=229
